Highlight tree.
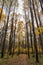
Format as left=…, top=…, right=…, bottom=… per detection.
left=8, top=15, right=13, bottom=55
left=28, top=21, right=33, bottom=53
left=23, top=1, right=30, bottom=57
left=12, top=16, right=17, bottom=56
left=8, top=0, right=17, bottom=56
left=32, top=0, right=43, bottom=51
left=29, top=0, right=39, bottom=62
left=1, top=0, right=13, bottom=58
left=39, top=0, right=43, bottom=12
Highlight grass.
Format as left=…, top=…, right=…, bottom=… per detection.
left=0, top=54, right=18, bottom=65
left=27, top=54, right=43, bottom=65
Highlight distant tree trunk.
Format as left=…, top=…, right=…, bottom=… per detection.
left=29, top=0, right=39, bottom=62
left=18, top=29, right=20, bottom=55
left=1, top=0, right=12, bottom=58
left=26, top=23, right=30, bottom=58
left=36, top=2, right=42, bottom=27
left=18, top=39, right=20, bottom=55
left=12, top=19, right=17, bottom=56
left=0, top=21, right=6, bottom=50
left=29, top=21, right=33, bottom=53
left=8, top=15, right=13, bottom=55
left=37, top=9, right=42, bottom=26
left=25, top=10, right=30, bottom=58
left=39, top=0, right=43, bottom=12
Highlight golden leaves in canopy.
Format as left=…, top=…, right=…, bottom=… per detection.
left=0, top=8, right=6, bottom=21
left=35, top=27, right=43, bottom=35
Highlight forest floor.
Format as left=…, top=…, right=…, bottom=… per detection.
left=10, top=54, right=29, bottom=65
left=10, top=54, right=43, bottom=65
left=0, top=54, right=43, bottom=65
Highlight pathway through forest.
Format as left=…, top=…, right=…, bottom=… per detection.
left=10, top=54, right=29, bottom=65
left=10, top=54, right=41, bottom=65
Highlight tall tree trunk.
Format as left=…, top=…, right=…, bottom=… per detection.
left=28, top=0, right=33, bottom=54
left=29, top=0, right=39, bottom=62
left=1, top=0, right=12, bottom=58
left=35, top=0, right=43, bottom=51
left=32, top=0, right=43, bottom=51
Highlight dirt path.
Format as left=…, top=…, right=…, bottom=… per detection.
left=10, top=54, right=29, bottom=65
